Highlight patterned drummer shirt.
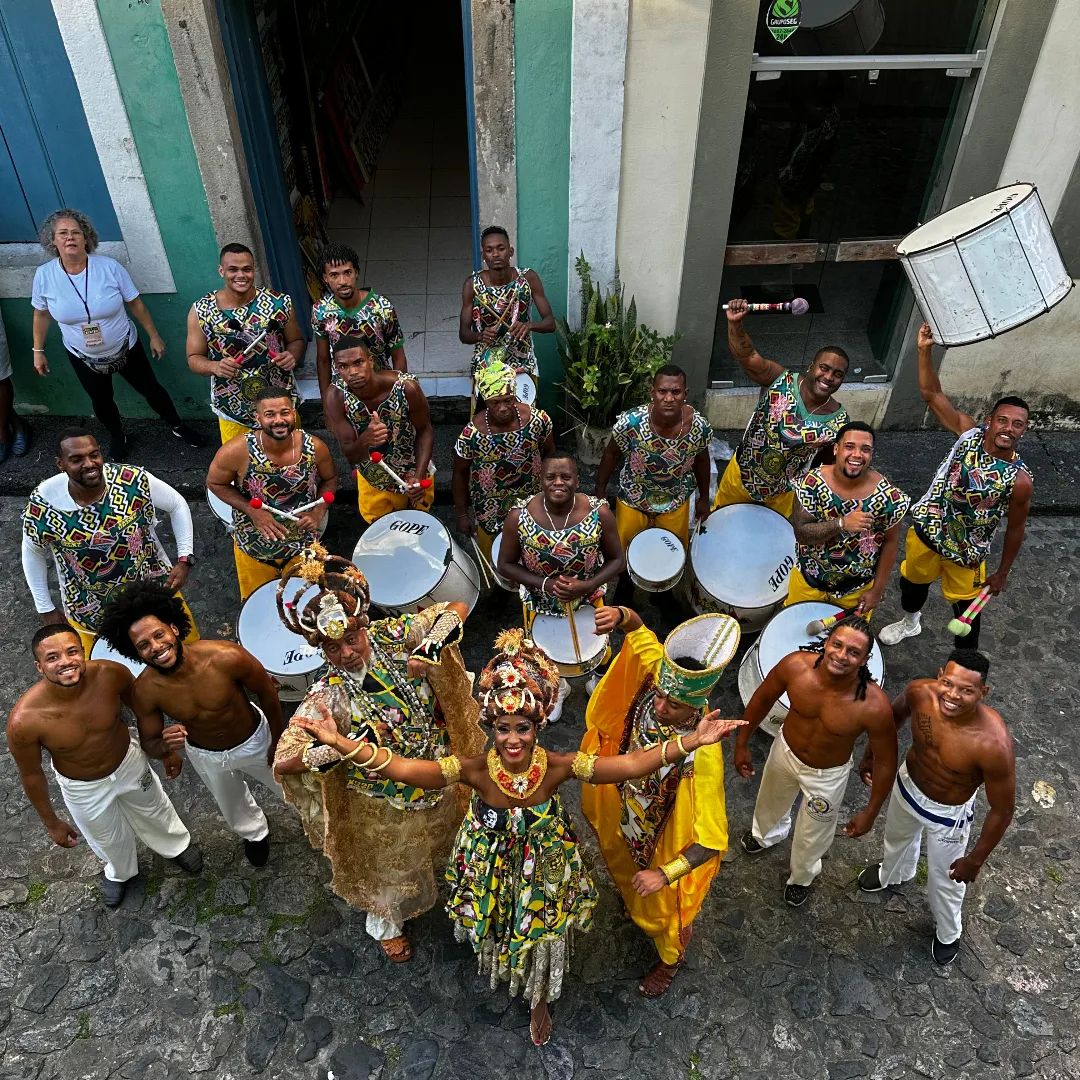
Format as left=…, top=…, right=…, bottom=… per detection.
left=612, top=404, right=712, bottom=515
left=193, top=288, right=297, bottom=426
left=233, top=431, right=319, bottom=565
left=736, top=370, right=849, bottom=502
left=312, top=291, right=403, bottom=388
left=515, top=495, right=608, bottom=616
left=22, top=464, right=173, bottom=631
left=342, top=373, right=420, bottom=493
left=910, top=426, right=1031, bottom=569
left=469, top=268, right=537, bottom=375
left=794, top=468, right=911, bottom=592
left=454, top=407, right=553, bottom=535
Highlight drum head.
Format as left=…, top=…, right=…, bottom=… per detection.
left=206, top=488, right=234, bottom=525
left=628, top=528, right=685, bottom=581
left=897, top=184, right=1034, bottom=253
left=515, top=373, right=536, bottom=406
left=90, top=638, right=146, bottom=678
left=758, top=602, right=884, bottom=708
left=531, top=609, right=606, bottom=665
left=691, top=505, right=795, bottom=609
left=237, top=579, right=323, bottom=677
left=351, top=510, right=449, bottom=608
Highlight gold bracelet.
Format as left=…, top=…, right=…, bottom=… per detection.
left=674, top=734, right=688, bottom=759
left=571, top=751, right=597, bottom=782
left=660, top=739, right=672, bottom=766
left=366, top=747, right=395, bottom=773
left=437, top=754, right=462, bottom=784
left=660, top=854, right=692, bottom=885
left=617, top=606, right=629, bottom=626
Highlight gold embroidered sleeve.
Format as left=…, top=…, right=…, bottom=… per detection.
left=572, top=751, right=598, bottom=783
left=410, top=609, right=464, bottom=666
left=436, top=754, right=462, bottom=784
left=660, top=854, right=692, bottom=885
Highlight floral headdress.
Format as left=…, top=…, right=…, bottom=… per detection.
left=477, top=629, right=561, bottom=728
left=276, top=542, right=371, bottom=647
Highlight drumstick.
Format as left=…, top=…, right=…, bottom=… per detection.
left=805, top=608, right=858, bottom=636
left=947, top=587, right=992, bottom=637
left=470, top=536, right=495, bottom=589
left=564, top=602, right=583, bottom=665
left=291, top=492, right=335, bottom=515
left=249, top=498, right=300, bottom=523
left=368, top=452, right=433, bottom=494
left=240, top=330, right=267, bottom=359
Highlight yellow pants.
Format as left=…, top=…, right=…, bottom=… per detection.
left=784, top=565, right=872, bottom=616
left=899, top=528, right=985, bottom=604
left=357, top=471, right=435, bottom=524
left=615, top=498, right=691, bottom=551
left=712, top=456, right=794, bottom=518
left=218, top=417, right=252, bottom=445
left=233, top=544, right=284, bottom=601
left=76, top=594, right=200, bottom=657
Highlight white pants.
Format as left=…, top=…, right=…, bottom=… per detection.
left=54, top=739, right=191, bottom=883
left=184, top=710, right=281, bottom=842
left=751, top=729, right=853, bottom=886
left=879, top=761, right=975, bottom=945
left=365, top=913, right=404, bottom=941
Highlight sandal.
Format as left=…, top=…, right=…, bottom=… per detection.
left=637, top=958, right=681, bottom=998
left=379, top=935, right=413, bottom=963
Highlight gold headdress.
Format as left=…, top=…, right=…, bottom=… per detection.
left=477, top=629, right=561, bottom=728
left=276, top=542, right=371, bottom=647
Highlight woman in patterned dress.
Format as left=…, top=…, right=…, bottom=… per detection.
left=292, top=630, right=740, bottom=1046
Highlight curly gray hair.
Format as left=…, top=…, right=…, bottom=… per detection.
left=38, top=209, right=99, bottom=257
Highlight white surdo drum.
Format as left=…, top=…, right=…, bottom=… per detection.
left=90, top=637, right=146, bottom=678
left=530, top=607, right=608, bottom=678
left=207, top=489, right=234, bottom=532
left=237, top=578, right=326, bottom=702
left=627, top=527, right=685, bottom=593
left=489, top=532, right=517, bottom=592
left=689, top=504, right=795, bottom=631
left=738, top=601, right=884, bottom=738
left=897, top=183, right=1073, bottom=346
left=351, top=510, right=480, bottom=615
left=515, top=372, right=537, bottom=406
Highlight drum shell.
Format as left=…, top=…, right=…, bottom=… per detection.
left=489, top=532, right=517, bottom=593
left=627, top=528, right=686, bottom=593
left=90, top=638, right=146, bottom=679
left=515, top=373, right=537, bottom=406
left=207, top=487, right=328, bottom=538
left=530, top=610, right=608, bottom=678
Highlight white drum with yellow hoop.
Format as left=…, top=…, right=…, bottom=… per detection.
left=489, top=532, right=517, bottom=593
left=627, top=527, right=685, bottom=593
left=530, top=606, right=607, bottom=678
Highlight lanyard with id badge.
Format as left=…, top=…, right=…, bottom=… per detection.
left=64, top=260, right=103, bottom=348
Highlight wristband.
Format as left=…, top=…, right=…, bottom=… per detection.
left=660, top=854, right=692, bottom=885
left=32, top=347, right=45, bottom=353
left=437, top=754, right=462, bottom=784
left=571, top=751, right=597, bottom=782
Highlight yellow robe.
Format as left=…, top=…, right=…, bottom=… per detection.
left=580, top=625, right=729, bottom=965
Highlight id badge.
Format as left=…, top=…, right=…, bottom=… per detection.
left=82, top=322, right=103, bottom=348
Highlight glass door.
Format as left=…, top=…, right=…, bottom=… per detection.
left=712, top=0, right=995, bottom=385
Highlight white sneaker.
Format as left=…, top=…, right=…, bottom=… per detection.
left=547, top=679, right=571, bottom=724
left=585, top=674, right=600, bottom=695
left=878, top=615, right=922, bottom=647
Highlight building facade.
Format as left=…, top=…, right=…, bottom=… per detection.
left=2, top=0, right=1077, bottom=426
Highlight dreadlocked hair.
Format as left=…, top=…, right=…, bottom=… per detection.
left=98, top=580, right=191, bottom=661
left=799, top=615, right=876, bottom=701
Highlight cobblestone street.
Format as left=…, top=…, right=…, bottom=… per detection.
left=0, top=499, right=1077, bottom=1080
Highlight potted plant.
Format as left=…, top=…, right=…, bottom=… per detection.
left=556, top=255, right=680, bottom=465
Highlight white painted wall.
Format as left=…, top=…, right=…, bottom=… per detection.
left=615, top=0, right=710, bottom=333
left=567, top=0, right=629, bottom=325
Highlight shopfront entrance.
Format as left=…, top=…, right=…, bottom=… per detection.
left=711, top=0, right=997, bottom=387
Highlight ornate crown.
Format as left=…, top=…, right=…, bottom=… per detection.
left=276, top=542, right=371, bottom=646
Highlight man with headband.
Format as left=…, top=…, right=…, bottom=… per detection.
left=580, top=606, right=744, bottom=997
left=273, top=543, right=484, bottom=963
left=452, top=356, right=554, bottom=571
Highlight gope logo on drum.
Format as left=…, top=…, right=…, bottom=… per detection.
left=769, top=555, right=795, bottom=594
left=389, top=521, right=428, bottom=535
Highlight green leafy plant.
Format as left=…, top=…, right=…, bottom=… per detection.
left=557, top=255, right=680, bottom=430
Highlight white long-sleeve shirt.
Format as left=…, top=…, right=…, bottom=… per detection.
left=21, top=468, right=194, bottom=621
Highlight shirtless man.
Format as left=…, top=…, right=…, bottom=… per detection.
left=857, top=650, right=1015, bottom=966
left=7, top=624, right=202, bottom=907
left=99, top=582, right=284, bottom=866
left=734, top=618, right=896, bottom=907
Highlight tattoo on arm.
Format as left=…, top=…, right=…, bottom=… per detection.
left=792, top=501, right=843, bottom=546
left=915, top=711, right=934, bottom=747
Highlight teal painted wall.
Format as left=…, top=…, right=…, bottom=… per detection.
left=4, top=0, right=219, bottom=420
left=513, top=0, right=572, bottom=412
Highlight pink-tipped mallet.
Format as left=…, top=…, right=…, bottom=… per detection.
left=369, top=452, right=432, bottom=493
left=805, top=607, right=858, bottom=637
left=947, top=586, right=992, bottom=637
left=290, top=491, right=335, bottom=515
left=722, top=298, right=810, bottom=316
left=239, top=330, right=267, bottom=361
left=248, top=498, right=300, bottom=523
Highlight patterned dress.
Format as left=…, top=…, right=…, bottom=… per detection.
left=470, top=269, right=537, bottom=375
left=910, top=426, right=1031, bottom=569
left=343, top=373, right=420, bottom=492
left=515, top=496, right=608, bottom=616
left=794, top=469, right=911, bottom=592
left=612, top=404, right=712, bottom=515
left=193, top=289, right=296, bottom=425
left=446, top=792, right=595, bottom=1006
left=311, top=291, right=403, bottom=386
left=22, top=464, right=171, bottom=632
left=454, top=408, right=553, bottom=535
left=737, top=371, right=849, bottom=502
left=232, top=431, right=319, bottom=566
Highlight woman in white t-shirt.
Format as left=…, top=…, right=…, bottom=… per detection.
left=30, top=208, right=202, bottom=459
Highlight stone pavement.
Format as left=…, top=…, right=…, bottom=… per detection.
left=0, top=497, right=1078, bottom=1078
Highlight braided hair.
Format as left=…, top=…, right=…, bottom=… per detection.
left=799, top=615, right=876, bottom=701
